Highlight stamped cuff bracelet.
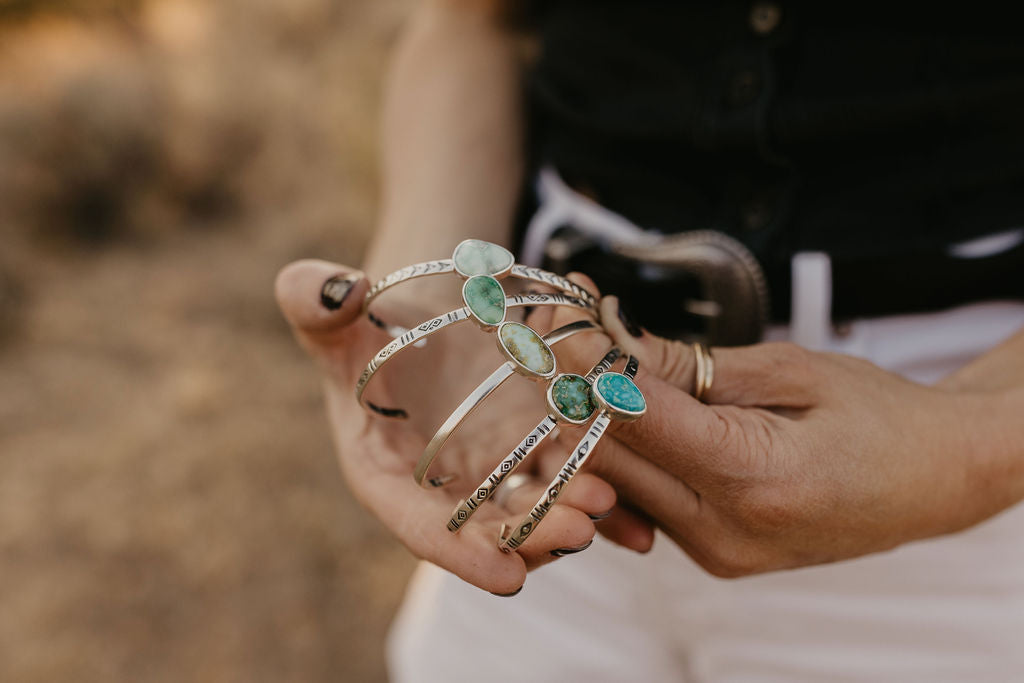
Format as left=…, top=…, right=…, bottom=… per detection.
left=414, top=319, right=605, bottom=488
left=446, top=346, right=623, bottom=532
left=363, top=239, right=598, bottom=312
left=498, top=355, right=646, bottom=552
left=355, top=293, right=594, bottom=418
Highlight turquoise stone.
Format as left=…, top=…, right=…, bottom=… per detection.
left=453, top=239, right=514, bottom=277
left=551, top=374, right=595, bottom=422
left=463, top=275, right=506, bottom=325
left=596, top=373, right=646, bottom=414
left=499, top=322, right=554, bottom=375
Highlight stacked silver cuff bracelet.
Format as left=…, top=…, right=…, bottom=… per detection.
left=356, top=239, right=599, bottom=419
left=363, top=239, right=598, bottom=312
left=446, top=346, right=623, bottom=532
left=354, top=238, right=648, bottom=552
left=498, top=355, right=646, bottom=552
left=414, top=319, right=605, bottom=488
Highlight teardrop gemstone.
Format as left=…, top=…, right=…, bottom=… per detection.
left=550, top=374, right=595, bottom=423
left=595, top=373, right=646, bottom=414
left=498, top=322, right=555, bottom=376
left=453, top=239, right=515, bottom=277
left=463, top=275, right=506, bottom=326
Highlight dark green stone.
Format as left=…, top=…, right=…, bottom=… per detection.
left=551, top=374, right=595, bottom=422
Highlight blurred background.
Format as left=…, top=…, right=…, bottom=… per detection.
left=0, top=0, right=416, bottom=680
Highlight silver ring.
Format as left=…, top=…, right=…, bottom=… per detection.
left=498, top=356, right=646, bottom=552
left=447, top=346, right=622, bottom=532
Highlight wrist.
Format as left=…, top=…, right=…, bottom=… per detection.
left=937, top=388, right=1024, bottom=535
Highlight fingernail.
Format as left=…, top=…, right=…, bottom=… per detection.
left=320, top=274, right=359, bottom=310
left=588, top=510, right=612, bottom=521
left=617, top=300, right=644, bottom=338
left=550, top=539, right=593, bottom=557
left=489, top=586, right=523, bottom=597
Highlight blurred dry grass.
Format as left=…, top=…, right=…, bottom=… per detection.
left=0, top=1, right=417, bottom=680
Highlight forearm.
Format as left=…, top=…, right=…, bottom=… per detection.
left=363, top=0, right=525, bottom=280
left=937, top=325, right=1024, bottom=528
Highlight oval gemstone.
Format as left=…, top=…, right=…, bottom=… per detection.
left=453, top=239, right=514, bottom=277
left=551, top=374, right=595, bottom=422
left=595, top=373, right=646, bottom=414
left=463, top=275, right=506, bottom=326
left=499, top=322, right=554, bottom=375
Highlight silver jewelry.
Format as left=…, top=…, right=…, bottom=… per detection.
left=447, top=346, right=622, bottom=532
left=498, top=356, right=646, bottom=552
left=490, top=473, right=533, bottom=510
left=415, top=319, right=604, bottom=488
left=355, top=292, right=592, bottom=418
left=364, top=239, right=598, bottom=312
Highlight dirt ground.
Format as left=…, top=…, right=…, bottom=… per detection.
left=0, top=1, right=417, bottom=680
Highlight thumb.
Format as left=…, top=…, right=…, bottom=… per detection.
left=274, top=259, right=383, bottom=367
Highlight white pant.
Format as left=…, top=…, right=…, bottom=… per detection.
left=389, top=175, right=1024, bottom=682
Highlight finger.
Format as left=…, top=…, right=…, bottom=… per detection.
left=489, top=468, right=604, bottom=569
left=532, top=429, right=655, bottom=553
left=523, top=301, right=557, bottom=336
left=276, top=259, right=365, bottom=338
left=601, top=296, right=818, bottom=408
left=275, top=260, right=389, bottom=368
left=331, top=401, right=536, bottom=594
left=509, top=504, right=598, bottom=571
left=593, top=504, right=656, bottom=554
left=564, top=426, right=704, bottom=527
left=501, top=465, right=617, bottom=521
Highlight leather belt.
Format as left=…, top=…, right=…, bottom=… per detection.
left=537, top=225, right=1024, bottom=346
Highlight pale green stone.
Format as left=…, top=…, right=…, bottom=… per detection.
left=499, top=322, right=554, bottom=375
left=551, top=374, right=595, bottom=422
left=463, top=275, right=506, bottom=325
left=596, top=373, right=646, bottom=413
left=453, top=239, right=514, bottom=277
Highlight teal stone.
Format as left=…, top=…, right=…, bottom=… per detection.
left=551, top=374, right=595, bottom=422
left=453, top=239, right=514, bottom=277
left=463, top=275, right=506, bottom=325
left=499, top=322, right=554, bottom=375
left=596, top=373, right=646, bottom=414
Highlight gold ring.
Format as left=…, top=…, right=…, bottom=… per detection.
left=692, top=342, right=714, bottom=402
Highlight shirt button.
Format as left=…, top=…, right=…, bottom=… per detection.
left=749, top=2, right=782, bottom=35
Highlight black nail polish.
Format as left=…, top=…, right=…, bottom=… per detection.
left=320, top=275, right=358, bottom=310
left=489, top=586, right=523, bottom=597
left=617, top=301, right=644, bottom=338
left=550, top=539, right=594, bottom=557
left=588, top=510, right=612, bottom=521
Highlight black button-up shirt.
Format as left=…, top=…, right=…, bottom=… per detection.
left=525, top=1, right=1024, bottom=318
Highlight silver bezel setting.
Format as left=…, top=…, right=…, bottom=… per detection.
left=461, top=275, right=507, bottom=332
left=451, top=239, right=515, bottom=280
left=545, top=373, right=597, bottom=426
left=496, top=321, right=557, bottom=381
left=592, top=372, right=647, bottom=422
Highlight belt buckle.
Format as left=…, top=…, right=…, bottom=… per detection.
left=612, top=231, right=770, bottom=346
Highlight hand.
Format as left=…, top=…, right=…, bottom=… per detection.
left=548, top=276, right=1010, bottom=577
left=275, top=260, right=652, bottom=594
